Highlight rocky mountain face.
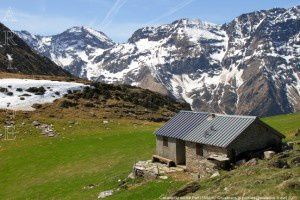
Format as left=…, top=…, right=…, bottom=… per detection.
left=0, top=23, right=69, bottom=76
left=17, top=6, right=300, bottom=116
left=16, top=27, right=115, bottom=79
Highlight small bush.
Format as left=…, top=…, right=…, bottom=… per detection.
left=6, top=92, right=13, bottom=96
left=60, top=100, right=78, bottom=108
left=84, top=102, right=96, bottom=108
left=26, top=87, right=46, bottom=95
left=0, top=87, right=8, bottom=93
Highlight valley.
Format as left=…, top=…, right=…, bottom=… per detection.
left=0, top=101, right=299, bottom=199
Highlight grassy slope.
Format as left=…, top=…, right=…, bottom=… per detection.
left=261, top=112, right=300, bottom=140
left=0, top=112, right=299, bottom=199
left=0, top=114, right=184, bottom=199
left=188, top=113, right=300, bottom=198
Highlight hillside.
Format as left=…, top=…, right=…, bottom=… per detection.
left=0, top=93, right=299, bottom=199
left=17, top=6, right=300, bottom=116
left=34, top=82, right=191, bottom=122
left=187, top=113, right=300, bottom=198
left=0, top=77, right=190, bottom=121
left=0, top=23, right=70, bottom=76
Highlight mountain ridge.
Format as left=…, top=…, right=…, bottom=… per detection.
left=0, top=23, right=70, bottom=76
left=16, top=5, right=300, bottom=116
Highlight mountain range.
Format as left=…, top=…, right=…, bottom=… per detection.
left=16, top=6, right=300, bottom=116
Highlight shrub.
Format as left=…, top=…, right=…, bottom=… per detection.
left=26, top=87, right=46, bottom=95
left=0, top=87, right=8, bottom=93
left=84, top=102, right=96, bottom=108
left=6, top=92, right=13, bottom=96
left=59, top=100, right=78, bottom=108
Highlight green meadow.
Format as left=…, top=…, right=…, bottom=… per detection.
left=0, top=112, right=299, bottom=199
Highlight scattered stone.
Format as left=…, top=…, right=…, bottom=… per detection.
left=98, top=190, right=113, bottom=199
left=171, top=181, right=200, bottom=197
left=83, top=184, right=96, bottom=190
left=244, top=158, right=258, bottom=166
left=264, top=151, right=276, bottom=159
left=33, top=122, right=58, bottom=137
left=0, top=133, right=3, bottom=138
left=287, top=142, right=295, bottom=150
left=133, top=160, right=184, bottom=180
left=210, top=171, right=220, bottom=178
left=282, top=142, right=293, bottom=151
left=32, top=121, right=40, bottom=126
left=290, top=156, right=300, bottom=167
left=191, top=173, right=201, bottom=180
left=103, top=120, right=109, bottom=124
left=236, top=159, right=246, bottom=166
left=269, top=159, right=289, bottom=169
left=127, top=172, right=135, bottom=179
left=48, top=133, right=55, bottom=137
left=159, top=175, right=168, bottom=180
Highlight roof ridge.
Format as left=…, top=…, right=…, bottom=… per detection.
left=179, top=110, right=257, bottom=119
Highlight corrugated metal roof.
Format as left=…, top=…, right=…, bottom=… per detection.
left=184, top=114, right=256, bottom=147
left=155, top=111, right=257, bottom=148
left=155, top=111, right=209, bottom=139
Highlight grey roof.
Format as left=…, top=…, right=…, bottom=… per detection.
left=155, top=111, right=209, bottom=139
left=155, top=111, right=258, bottom=148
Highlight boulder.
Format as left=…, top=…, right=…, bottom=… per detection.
left=32, top=121, right=40, bottom=126
left=127, top=172, right=135, bottom=179
left=171, top=181, right=200, bottom=197
left=159, top=176, right=168, bottom=180
left=287, top=142, right=295, bottom=149
left=245, top=158, right=258, bottom=166
left=290, top=156, right=300, bottom=167
left=269, top=159, right=289, bottom=169
left=236, top=159, right=246, bottom=166
left=264, top=151, right=276, bottom=159
left=210, top=171, right=220, bottom=178
left=98, top=190, right=113, bottom=199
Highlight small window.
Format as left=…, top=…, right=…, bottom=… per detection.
left=163, top=137, right=168, bottom=147
left=196, top=143, right=203, bottom=156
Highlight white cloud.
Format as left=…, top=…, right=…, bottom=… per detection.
left=97, top=0, right=128, bottom=29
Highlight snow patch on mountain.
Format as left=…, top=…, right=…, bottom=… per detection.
left=0, top=79, right=85, bottom=111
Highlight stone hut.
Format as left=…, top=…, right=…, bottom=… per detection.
left=154, top=111, right=284, bottom=173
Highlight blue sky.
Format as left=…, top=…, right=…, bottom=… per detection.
left=1, top=0, right=299, bottom=42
